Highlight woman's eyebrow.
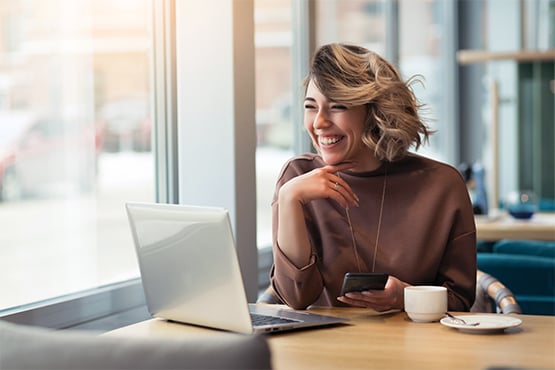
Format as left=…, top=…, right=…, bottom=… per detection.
left=304, top=97, right=316, bottom=102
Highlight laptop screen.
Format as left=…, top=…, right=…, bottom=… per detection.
left=125, top=202, right=254, bottom=333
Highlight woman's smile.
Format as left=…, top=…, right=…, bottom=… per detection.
left=318, top=135, right=344, bottom=146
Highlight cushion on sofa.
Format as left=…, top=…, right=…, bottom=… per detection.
left=0, top=320, right=272, bottom=370
left=516, top=295, right=555, bottom=316
left=493, top=240, right=555, bottom=258
left=476, top=240, right=495, bottom=253
left=477, top=253, right=555, bottom=315
left=477, top=253, right=555, bottom=295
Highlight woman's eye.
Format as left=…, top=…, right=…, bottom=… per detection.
left=332, top=105, right=347, bottom=110
left=304, top=104, right=316, bottom=110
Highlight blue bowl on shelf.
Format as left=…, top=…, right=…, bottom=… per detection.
left=508, top=207, right=536, bottom=220
left=506, top=191, right=538, bottom=220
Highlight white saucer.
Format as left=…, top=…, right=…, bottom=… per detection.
left=440, top=314, right=522, bottom=334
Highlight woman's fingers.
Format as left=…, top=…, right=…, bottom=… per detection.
left=282, top=164, right=359, bottom=208
left=337, top=276, right=407, bottom=311
left=337, top=292, right=392, bottom=310
left=329, top=179, right=359, bottom=208
left=336, top=295, right=391, bottom=311
left=326, top=169, right=359, bottom=207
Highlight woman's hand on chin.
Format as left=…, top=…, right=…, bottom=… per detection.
left=279, top=162, right=359, bottom=209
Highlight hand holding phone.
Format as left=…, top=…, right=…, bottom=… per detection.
left=340, top=272, right=389, bottom=296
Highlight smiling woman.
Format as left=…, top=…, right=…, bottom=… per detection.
left=269, top=43, right=477, bottom=313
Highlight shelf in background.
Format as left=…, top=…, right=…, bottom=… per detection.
left=457, top=49, right=555, bottom=64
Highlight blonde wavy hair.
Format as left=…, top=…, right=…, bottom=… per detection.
left=304, top=43, right=433, bottom=162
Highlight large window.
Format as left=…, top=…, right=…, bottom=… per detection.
left=254, top=0, right=294, bottom=250
left=0, top=0, right=153, bottom=311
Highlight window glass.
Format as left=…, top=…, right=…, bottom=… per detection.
left=0, top=0, right=153, bottom=310
left=398, top=0, right=450, bottom=162
left=315, top=0, right=386, bottom=54
left=254, top=0, right=294, bottom=249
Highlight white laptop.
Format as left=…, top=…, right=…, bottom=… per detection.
left=125, top=201, right=348, bottom=334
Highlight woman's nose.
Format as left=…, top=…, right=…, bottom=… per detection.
left=313, top=110, right=331, bottom=129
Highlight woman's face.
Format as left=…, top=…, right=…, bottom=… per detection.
left=304, top=79, right=378, bottom=171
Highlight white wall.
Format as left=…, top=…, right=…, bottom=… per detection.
left=176, top=1, right=258, bottom=300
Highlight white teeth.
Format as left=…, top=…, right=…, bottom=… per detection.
left=320, top=136, right=341, bottom=145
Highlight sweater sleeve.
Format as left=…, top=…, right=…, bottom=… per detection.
left=440, top=230, right=477, bottom=311
left=270, top=239, right=324, bottom=309
left=269, top=156, right=326, bottom=309
left=270, top=200, right=326, bottom=309
left=436, top=173, right=478, bottom=311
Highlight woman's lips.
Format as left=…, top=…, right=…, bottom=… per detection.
left=319, top=135, right=344, bottom=146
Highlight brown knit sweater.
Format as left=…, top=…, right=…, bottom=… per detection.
left=270, top=152, right=477, bottom=311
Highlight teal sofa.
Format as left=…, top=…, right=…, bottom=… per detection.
left=477, top=239, right=555, bottom=315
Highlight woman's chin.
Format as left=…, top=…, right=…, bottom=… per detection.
left=322, top=155, right=348, bottom=166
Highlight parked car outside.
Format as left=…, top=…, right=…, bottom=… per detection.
left=97, top=97, right=151, bottom=153
left=0, top=111, right=102, bottom=202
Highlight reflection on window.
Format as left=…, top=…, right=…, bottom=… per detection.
left=0, top=0, right=153, bottom=310
left=255, top=0, right=294, bottom=249
left=399, top=0, right=446, bottom=162
left=315, top=0, right=386, bottom=55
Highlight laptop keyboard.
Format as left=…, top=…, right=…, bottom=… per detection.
left=250, top=313, right=301, bottom=326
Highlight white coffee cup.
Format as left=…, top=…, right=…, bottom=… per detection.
left=404, top=286, right=447, bottom=322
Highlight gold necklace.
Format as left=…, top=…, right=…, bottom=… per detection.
left=344, top=166, right=388, bottom=272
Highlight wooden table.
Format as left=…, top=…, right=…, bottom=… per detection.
left=107, top=306, right=555, bottom=370
left=475, top=212, right=555, bottom=241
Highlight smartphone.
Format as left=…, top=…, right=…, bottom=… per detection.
left=340, top=272, right=389, bottom=295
